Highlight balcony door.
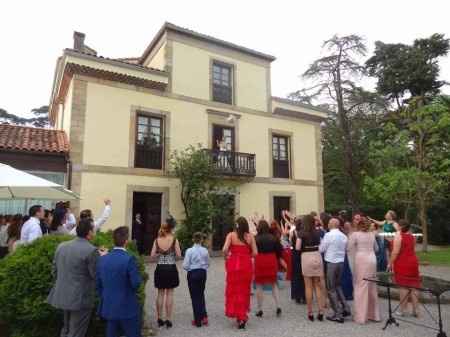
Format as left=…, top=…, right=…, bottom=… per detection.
left=212, top=125, right=235, bottom=151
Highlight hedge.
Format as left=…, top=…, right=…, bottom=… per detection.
left=0, top=233, right=148, bottom=337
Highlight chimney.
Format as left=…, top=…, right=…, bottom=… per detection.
left=73, top=31, right=85, bottom=51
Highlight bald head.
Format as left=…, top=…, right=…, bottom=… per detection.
left=328, top=218, right=340, bottom=229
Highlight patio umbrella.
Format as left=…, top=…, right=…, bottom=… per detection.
left=0, top=163, right=79, bottom=200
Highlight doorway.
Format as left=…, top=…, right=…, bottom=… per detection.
left=132, top=192, right=162, bottom=255
left=273, top=196, right=291, bottom=224
left=211, top=193, right=235, bottom=251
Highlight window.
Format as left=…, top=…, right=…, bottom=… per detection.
left=135, top=115, right=163, bottom=169
left=212, top=61, right=233, bottom=104
left=272, top=135, right=290, bottom=178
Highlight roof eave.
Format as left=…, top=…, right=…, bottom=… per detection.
left=139, top=22, right=276, bottom=65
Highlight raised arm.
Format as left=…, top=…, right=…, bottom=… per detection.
left=93, top=199, right=112, bottom=232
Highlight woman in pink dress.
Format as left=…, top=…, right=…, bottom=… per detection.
left=223, top=217, right=258, bottom=329
left=348, top=219, right=380, bottom=324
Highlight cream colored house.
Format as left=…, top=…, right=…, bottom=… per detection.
left=49, top=22, right=326, bottom=248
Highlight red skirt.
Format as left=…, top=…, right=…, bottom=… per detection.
left=254, top=252, right=278, bottom=284
left=225, top=246, right=253, bottom=321
left=282, top=248, right=292, bottom=281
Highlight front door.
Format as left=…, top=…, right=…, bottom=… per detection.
left=273, top=196, right=291, bottom=224
left=132, top=192, right=162, bottom=255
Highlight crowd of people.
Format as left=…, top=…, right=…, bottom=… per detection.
left=219, top=209, right=420, bottom=329
left=0, top=199, right=112, bottom=255
left=0, top=202, right=421, bottom=337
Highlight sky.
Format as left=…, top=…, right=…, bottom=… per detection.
left=1, top=0, right=449, bottom=117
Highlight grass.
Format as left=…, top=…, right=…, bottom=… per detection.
left=417, top=247, right=450, bottom=266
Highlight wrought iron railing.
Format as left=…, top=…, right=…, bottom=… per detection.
left=205, top=149, right=256, bottom=177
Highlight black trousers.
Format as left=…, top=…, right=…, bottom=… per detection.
left=187, top=269, right=207, bottom=324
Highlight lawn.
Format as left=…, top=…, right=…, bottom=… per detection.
left=417, top=247, right=450, bottom=266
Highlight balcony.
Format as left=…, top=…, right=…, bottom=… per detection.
left=205, top=149, right=256, bottom=177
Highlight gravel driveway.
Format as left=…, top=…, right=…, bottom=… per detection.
left=145, top=258, right=450, bottom=337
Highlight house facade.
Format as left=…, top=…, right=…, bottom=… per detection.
left=49, top=22, right=326, bottom=247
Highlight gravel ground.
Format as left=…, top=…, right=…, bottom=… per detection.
left=145, top=258, right=450, bottom=337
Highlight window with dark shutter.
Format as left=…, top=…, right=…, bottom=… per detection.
left=272, top=135, right=290, bottom=178
left=212, top=61, right=233, bottom=104
left=135, top=115, right=163, bottom=169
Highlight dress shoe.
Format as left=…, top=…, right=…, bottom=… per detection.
left=327, top=316, right=344, bottom=323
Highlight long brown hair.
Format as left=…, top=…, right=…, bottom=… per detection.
left=158, top=223, right=172, bottom=238
left=235, top=216, right=250, bottom=244
left=302, top=214, right=315, bottom=233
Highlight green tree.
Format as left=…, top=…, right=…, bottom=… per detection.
left=365, top=96, right=450, bottom=251
left=291, top=35, right=386, bottom=211
left=0, top=105, right=50, bottom=127
left=170, top=145, right=224, bottom=249
left=366, top=33, right=449, bottom=107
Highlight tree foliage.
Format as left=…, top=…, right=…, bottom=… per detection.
left=0, top=105, right=50, bottom=128
left=0, top=233, right=147, bottom=337
left=366, top=34, right=450, bottom=107
left=291, top=35, right=386, bottom=211
left=170, top=145, right=225, bottom=249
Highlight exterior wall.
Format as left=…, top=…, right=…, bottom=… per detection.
left=66, top=77, right=324, bottom=229
left=62, top=80, right=73, bottom=139
left=145, top=41, right=166, bottom=70
left=170, top=40, right=269, bottom=112
left=76, top=172, right=321, bottom=232
left=78, top=172, right=184, bottom=231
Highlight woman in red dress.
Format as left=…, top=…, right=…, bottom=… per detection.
left=254, top=220, right=285, bottom=318
left=223, top=217, right=257, bottom=329
left=388, top=219, right=420, bottom=316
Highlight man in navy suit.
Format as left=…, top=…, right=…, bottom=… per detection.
left=96, top=226, right=142, bottom=337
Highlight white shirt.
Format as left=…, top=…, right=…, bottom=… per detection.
left=319, top=228, right=348, bottom=264
left=20, top=217, right=43, bottom=244
left=65, top=212, right=77, bottom=231
left=69, top=205, right=112, bottom=235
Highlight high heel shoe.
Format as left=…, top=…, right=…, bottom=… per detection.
left=165, top=320, right=173, bottom=328
left=238, top=320, right=246, bottom=329
left=317, top=312, right=324, bottom=321
left=308, top=313, right=314, bottom=322
left=157, top=319, right=165, bottom=327
left=276, top=308, right=282, bottom=317
left=256, top=310, right=263, bottom=317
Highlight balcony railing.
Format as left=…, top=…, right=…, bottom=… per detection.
left=205, top=149, right=256, bottom=177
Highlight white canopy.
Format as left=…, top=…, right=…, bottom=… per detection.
left=0, top=163, right=79, bottom=200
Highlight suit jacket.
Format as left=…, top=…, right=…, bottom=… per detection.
left=96, top=248, right=142, bottom=320
left=47, top=237, right=98, bottom=311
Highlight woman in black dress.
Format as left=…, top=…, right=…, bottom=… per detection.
left=151, top=223, right=181, bottom=328
left=290, top=218, right=305, bottom=303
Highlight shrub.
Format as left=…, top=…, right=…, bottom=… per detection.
left=0, top=232, right=147, bottom=337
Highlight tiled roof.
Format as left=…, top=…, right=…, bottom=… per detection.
left=65, top=49, right=167, bottom=74
left=0, top=124, right=69, bottom=154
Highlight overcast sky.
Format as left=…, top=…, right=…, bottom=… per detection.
left=1, top=0, right=449, bottom=117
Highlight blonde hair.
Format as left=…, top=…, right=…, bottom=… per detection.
left=158, top=223, right=172, bottom=238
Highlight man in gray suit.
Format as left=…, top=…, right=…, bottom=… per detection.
left=48, top=218, right=100, bottom=337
